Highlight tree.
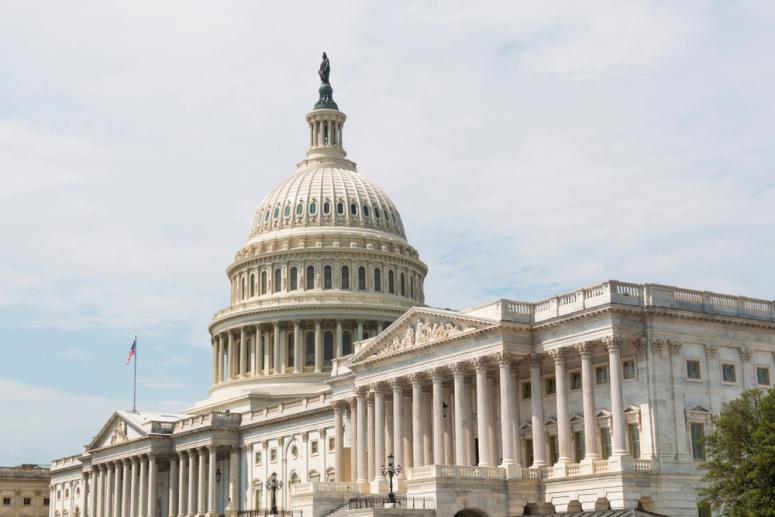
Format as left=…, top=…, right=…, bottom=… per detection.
left=700, top=386, right=775, bottom=516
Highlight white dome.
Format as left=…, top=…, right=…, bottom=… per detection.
left=247, top=163, right=407, bottom=243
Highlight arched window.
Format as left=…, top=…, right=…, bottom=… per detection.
left=296, top=202, right=303, bottom=215
left=309, top=201, right=317, bottom=215
left=324, top=331, right=334, bottom=366
left=249, top=274, right=255, bottom=297
left=274, top=268, right=281, bottom=293
left=337, top=202, right=344, bottom=215
left=411, top=275, right=415, bottom=299
left=363, top=205, right=370, bottom=217
left=323, top=265, right=332, bottom=289
left=325, top=468, right=336, bottom=482
left=388, top=270, right=395, bottom=294
left=273, top=206, right=280, bottom=219
left=284, top=205, right=290, bottom=217
left=306, top=266, right=315, bottom=290
left=358, top=267, right=366, bottom=291
left=261, top=271, right=268, bottom=295
left=287, top=333, right=294, bottom=368
left=374, top=207, right=380, bottom=219
left=290, top=471, right=301, bottom=485
left=308, top=470, right=320, bottom=482
left=241, top=277, right=246, bottom=300
left=341, top=266, right=350, bottom=290
left=290, top=267, right=298, bottom=291
left=323, top=201, right=331, bottom=214
left=305, top=332, right=315, bottom=367
left=350, top=203, right=357, bottom=215
left=343, top=331, right=353, bottom=356
left=374, top=268, right=382, bottom=292
left=264, top=210, right=270, bottom=222
left=400, top=272, right=406, bottom=296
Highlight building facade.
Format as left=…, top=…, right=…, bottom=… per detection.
left=1, top=465, right=50, bottom=517
left=50, top=63, right=775, bottom=517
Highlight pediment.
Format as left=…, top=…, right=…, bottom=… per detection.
left=88, top=411, right=145, bottom=451
left=347, top=307, right=497, bottom=365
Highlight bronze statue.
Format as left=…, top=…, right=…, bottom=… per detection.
left=319, top=52, right=330, bottom=84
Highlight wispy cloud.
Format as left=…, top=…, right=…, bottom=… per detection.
left=56, top=347, right=88, bottom=360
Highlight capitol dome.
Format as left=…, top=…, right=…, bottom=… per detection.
left=198, top=58, right=427, bottom=413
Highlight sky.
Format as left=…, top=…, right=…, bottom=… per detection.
left=1, top=1, right=774, bottom=465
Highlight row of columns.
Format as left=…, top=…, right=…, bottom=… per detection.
left=211, top=320, right=385, bottom=385
left=335, top=337, right=630, bottom=484
left=90, top=455, right=156, bottom=517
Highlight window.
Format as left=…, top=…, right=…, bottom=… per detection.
left=323, top=201, right=331, bottom=214
left=24, top=498, right=31, bottom=506
left=264, top=210, right=270, bottom=222
left=65, top=490, right=69, bottom=498
left=326, top=468, right=336, bottom=482
left=274, top=268, right=281, bottom=293
left=323, top=265, right=332, bottom=289
left=388, top=271, right=395, bottom=294
left=545, top=376, right=556, bottom=395
left=290, top=471, right=300, bottom=485
left=255, top=451, right=262, bottom=465
left=363, top=205, right=370, bottom=217
left=310, top=440, right=319, bottom=455
left=273, top=207, right=279, bottom=218
left=525, top=439, right=534, bottom=466
left=374, top=268, right=382, bottom=292
left=757, top=366, right=771, bottom=386
left=306, top=265, right=315, bottom=290
left=600, top=428, right=612, bottom=459
left=400, top=272, right=406, bottom=296
left=3, top=498, right=11, bottom=506
left=284, top=205, right=290, bottom=217
left=305, top=332, right=315, bottom=367
left=44, top=498, right=50, bottom=506
left=249, top=273, right=255, bottom=297
left=328, top=436, right=335, bottom=452
left=549, top=435, right=559, bottom=464
left=337, top=202, right=344, bottom=215
left=308, top=470, right=320, bottom=482
left=342, top=331, right=353, bottom=355
left=623, top=359, right=636, bottom=380
left=289, top=267, right=298, bottom=291
left=686, top=359, right=702, bottom=380
left=350, top=203, right=357, bottom=215
left=595, top=365, right=609, bottom=385
left=690, top=422, right=705, bottom=459
left=574, top=431, right=585, bottom=462
left=290, top=445, right=299, bottom=459
left=521, top=381, right=531, bottom=399
left=570, top=371, right=582, bottom=390
left=261, top=271, right=268, bottom=294
left=722, top=363, right=737, bottom=383
left=374, top=207, right=380, bottom=219
left=358, top=266, right=366, bottom=290
left=287, top=333, right=294, bottom=368
left=309, top=201, right=317, bottom=215
left=324, top=331, right=334, bottom=366
left=296, top=203, right=303, bottom=215
left=270, top=448, right=277, bottom=462
left=628, top=424, right=641, bottom=458
left=340, top=266, right=350, bottom=290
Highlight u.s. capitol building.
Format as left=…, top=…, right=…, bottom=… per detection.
left=49, top=58, right=775, bottom=517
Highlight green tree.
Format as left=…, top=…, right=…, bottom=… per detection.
left=700, top=386, right=775, bottom=516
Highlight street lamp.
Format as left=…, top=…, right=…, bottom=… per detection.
left=380, top=454, right=401, bottom=504
left=265, top=471, right=283, bottom=515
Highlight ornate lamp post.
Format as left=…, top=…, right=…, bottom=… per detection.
left=380, top=454, right=401, bottom=504
left=265, top=472, right=283, bottom=515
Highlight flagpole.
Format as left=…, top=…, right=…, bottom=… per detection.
left=132, top=335, right=137, bottom=413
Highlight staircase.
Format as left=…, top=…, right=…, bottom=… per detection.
left=322, top=502, right=350, bottom=517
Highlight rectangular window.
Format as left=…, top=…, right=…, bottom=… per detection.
left=270, top=448, right=277, bottom=462
left=628, top=424, right=641, bottom=458
left=545, top=376, right=556, bottom=395
left=23, top=498, right=31, bottom=506
left=44, top=498, right=50, bottom=506
left=622, top=359, right=636, bottom=380
left=691, top=422, right=705, bottom=459
left=328, top=436, right=335, bottom=452
left=311, top=440, right=319, bottom=455
left=2, top=498, right=10, bottom=506
left=525, top=439, right=534, bottom=466
left=549, top=435, right=559, bottom=464
left=722, top=363, right=737, bottom=383
left=521, top=381, right=531, bottom=399
left=686, top=359, right=702, bottom=380
left=574, top=431, right=585, bottom=463
left=570, top=371, right=582, bottom=390
left=595, top=365, right=609, bottom=385
left=600, top=428, right=612, bottom=459
left=255, top=451, right=262, bottom=465
left=757, top=367, right=771, bottom=386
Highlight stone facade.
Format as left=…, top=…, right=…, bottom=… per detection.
left=0, top=465, right=50, bottom=517
left=49, top=69, right=775, bottom=517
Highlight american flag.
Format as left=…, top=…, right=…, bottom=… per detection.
left=126, top=338, right=136, bottom=364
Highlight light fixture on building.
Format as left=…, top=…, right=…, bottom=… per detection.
left=216, top=468, right=222, bottom=483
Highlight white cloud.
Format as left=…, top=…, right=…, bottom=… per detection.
left=56, top=347, right=88, bottom=360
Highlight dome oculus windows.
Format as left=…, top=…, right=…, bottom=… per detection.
left=306, top=266, right=315, bottom=290
left=309, top=201, right=317, bottom=215
left=363, top=205, right=370, bottom=217
left=337, top=202, right=344, bottom=215
left=350, top=203, right=358, bottom=215
left=296, top=203, right=303, bottom=215
left=323, top=201, right=331, bottom=214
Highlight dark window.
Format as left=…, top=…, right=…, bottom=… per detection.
left=23, top=498, right=31, bottom=506
left=628, top=423, right=641, bottom=458
left=596, top=365, right=609, bottom=385
left=274, top=268, right=281, bottom=293
left=261, top=271, right=268, bottom=294
left=374, top=207, right=380, bottom=218
left=388, top=271, right=395, bottom=294
left=305, top=332, right=315, bottom=367
left=574, top=431, right=585, bottom=462
left=698, top=503, right=712, bottom=517
left=525, top=439, right=534, bottom=466
left=350, top=203, right=357, bottom=215
left=287, top=333, right=294, bottom=368
left=549, top=435, right=559, bottom=464
left=522, top=382, right=531, bottom=399
left=273, top=207, right=280, bottom=219
left=400, top=272, right=406, bottom=296
left=309, top=202, right=317, bottom=215
left=722, top=363, right=737, bottom=383
left=545, top=376, right=556, bottom=395
left=623, top=359, right=636, bottom=379
left=323, top=201, right=331, bottom=214
left=284, top=205, right=290, bottom=217
left=358, top=267, right=366, bottom=290
left=323, top=265, right=332, bottom=289
left=600, top=428, right=612, bottom=459
left=691, top=422, right=705, bottom=459
left=686, top=359, right=701, bottom=380
left=306, top=266, right=315, bottom=290
left=296, top=203, right=303, bottom=215
left=290, top=267, right=298, bottom=291
left=757, top=367, right=771, bottom=386
left=342, top=331, right=353, bottom=355
left=324, top=331, right=334, bottom=366
left=3, top=498, right=11, bottom=506
left=570, top=371, right=582, bottom=390
left=249, top=274, right=255, bottom=297
left=373, top=268, right=382, bottom=292
left=44, top=498, right=50, bottom=506
left=363, top=205, right=370, bottom=217
left=341, top=266, right=350, bottom=290
left=337, top=202, right=344, bottom=215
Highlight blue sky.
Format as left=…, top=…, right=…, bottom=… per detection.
left=1, top=1, right=774, bottom=465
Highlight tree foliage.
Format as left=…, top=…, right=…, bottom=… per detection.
left=700, top=387, right=775, bottom=516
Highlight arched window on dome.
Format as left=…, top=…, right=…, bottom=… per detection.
left=249, top=274, right=255, bottom=297
left=274, top=206, right=280, bottom=219
left=323, top=265, right=332, bottom=289
left=358, top=267, right=366, bottom=291
left=363, top=205, right=370, bottom=217
left=241, top=276, right=247, bottom=300
left=388, top=270, right=395, bottom=294
left=309, top=201, right=317, bottom=215
left=350, top=203, right=358, bottom=216
left=306, top=266, right=315, bottom=290
left=342, top=331, right=352, bottom=355
left=289, top=267, right=298, bottom=291
left=374, top=268, right=382, bottom=292
left=305, top=332, right=315, bottom=367
left=323, top=331, right=334, bottom=367
left=287, top=333, right=294, bottom=368
left=274, top=268, right=281, bottom=293
left=323, top=201, right=331, bottom=215
left=261, top=271, right=268, bottom=295
left=410, top=275, right=414, bottom=299
left=337, top=202, right=344, bottom=215
left=400, top=272, right=406, bottom=296
left=284, top=205, right=290, bottom=217
left=374, top=207, right=380, bottom=219
left=264, top=210, right=270, bottom=222
left=341, top=266, right=350, bottom=290
left=296, top=202, right=303, bottom=216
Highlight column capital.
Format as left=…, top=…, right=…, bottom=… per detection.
left=667, top=339, right=682, bottom=355
left=388, top=378, right=405, bottom=391
left=314, top=319, right=322, bottom=326
left=471, top=356, right=490, bottom=372
left=331, top=400, right=346, bottom=412
left=526, top=353, right=543, bottom=369
left=704, top=343, right=718, bottom=357
left=426, top=367, right=445, bottom=382
left=369, top=382, right=386, bottom=394
left=352, top=385, right=367, bottom=398
left=574, top=341, right=595, bottom=358
left=494, top=351, right=513, bottom=366
left=548, top=348, right=567, bottom=363
left=602, top=335, right=623, bottom=352
left=635, top=336, right=648, bottom=357
left=449, top=362, right=468, bottom=377
left=408, top=371, right=426, bottom=386
left=738, top=346, right=752, bottom=362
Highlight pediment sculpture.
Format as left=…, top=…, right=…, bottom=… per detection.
left=109, top=419, right=129, bottom=445
left=378, top=317, right=477, bottom=357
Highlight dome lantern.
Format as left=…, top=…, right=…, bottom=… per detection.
left=306, top=53, right=346, bottom=160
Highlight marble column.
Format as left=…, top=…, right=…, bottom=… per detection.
left=187, top=451, right=196, bottom=517
left=239, top=328, right=248, bottom=378
left=207, top=447, right=217, bottom=517
left=422, top=389, right=432, bottom=466
left=278, top=328, right=287, bottom=374
left=147, top=456, right=157, bottom=517
left=451, top=365, right=467, bottom=465
left=410, top=374, right=424, bottom=467
left=88, top=472, right=97, bottom=517
left=293, top=321, right=302, bottom=373
left=575, top=341, right=600, bottom=461
left=273, top=322, right=280, bottom=374
left=314, top=320, right=323, bottom=373
left=349, top=400, right=358, bottom=482
left=254, top=325, right=263, bottom=376
left=529, top=354, right=547, bottom=467
left=168, top=455, right=178, bottom=517
left=121, top=460, right=130, bottom=517
left=335, top=320, right=343, bottom=358
left=430, top=370, right=445, bottom=465
left=113, top=461, right=122, bottom=517
left=263, top=331, right=271, bottom=375
left=197, top=448, right=207, bottom=516
left=227, top=333, right=235, bottom=381
left=356, top=391, right=367, bottom=483
left=367, top=392, right=375, bottom=480
left=356, top=320, right=363, bottom=342
left=373, top=386, right=386, bottom=480
left=138, top=458, right=147, bottom=517
left=333, top=402, right=345, bottom=482
left=216, top=336, right=224, bottom=383
left=95, top=466, right=103, bottom=517
left=228, top=447, right=239, bottom=511
left=551, top=349, right=573, bottom=464
left=473, top=358, right=492, bottom=467
left=107, top=464, right=114, bottom=517
left=497, top=354, right=516, bottom=468
left=464, top=376, right=475, bottom=466
left=177, top=452, right=187, bottom=517
left=604, top=336, right=628, bottom=457
left=390, top=380, right=404, bottom=478
left=510, top=367, right=522, bottom=467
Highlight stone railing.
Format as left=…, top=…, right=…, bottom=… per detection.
left=50, top=456, right=81, bottom=471
left=174, top=411, right=242, bottom=433
left=406, top=464, right=505, bottom=481
left=634, top=459, right=652, bottom=472
left=212, top=292, right=409, bottom=320
left=148, top=421, right=174, bottom=434
left=290, top=481, right=359, bottom=496
left=593, top=460, right=609, bottom=473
